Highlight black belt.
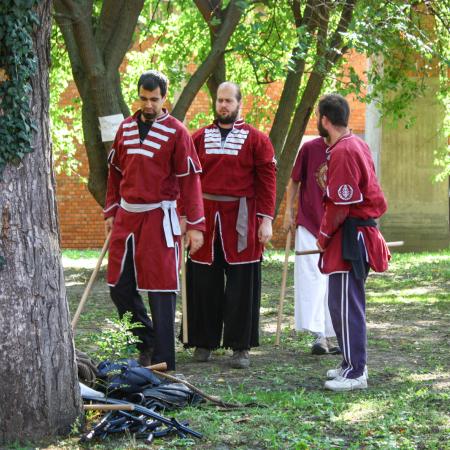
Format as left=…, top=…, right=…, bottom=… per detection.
left=342, top=217, right=377, bottom=279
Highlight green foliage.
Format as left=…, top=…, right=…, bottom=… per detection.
left=51, top=0, right=449, bottom=177
left=89, top=312, right=143, bottom=361
left=0, top=0, right=39, bottom=174
left=49, top=22, right=83, bottom=177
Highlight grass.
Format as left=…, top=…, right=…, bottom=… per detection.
left=39, top=249, right=450, bottom=449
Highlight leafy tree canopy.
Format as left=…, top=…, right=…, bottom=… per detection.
left=50, top=0, right=449, bottom=207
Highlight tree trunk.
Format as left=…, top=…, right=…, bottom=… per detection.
left=0, top=1, right=82, bottom=444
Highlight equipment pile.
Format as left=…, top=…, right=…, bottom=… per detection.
left=78, top=357, right=203, bottom=444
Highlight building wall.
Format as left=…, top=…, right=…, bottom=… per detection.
left=56, top=52, right=368, bottom=249
left=379, top=77, right=449, bottom=251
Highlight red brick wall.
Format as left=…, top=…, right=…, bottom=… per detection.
left=56, top=52, right=367, bottom=248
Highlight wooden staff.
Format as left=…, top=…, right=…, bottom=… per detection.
left=295, top=240, right=404, bottom=256
left=72, top=232, right=111, bottom=331
left=144, top=362, right=168, bottom=372
left=181, top=237, right=188, bottom=344
left=84, top=404, right=134, bottom=411
left=275, top=229, right=292, bottom=346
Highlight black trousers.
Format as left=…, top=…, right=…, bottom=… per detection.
left=185, top=237, right=261, bottom=350
left=110, top=239, right=176, bottom=370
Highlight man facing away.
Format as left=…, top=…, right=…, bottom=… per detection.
left=183, top=82, right=277, bottom=369
left=103, top=70, right=205, bottom=371
left=283, top=136, right=340, bottom=355
left=316, top=93, right=390, bottom=391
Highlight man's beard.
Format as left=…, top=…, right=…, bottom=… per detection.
left=142, top=111, right=156, bottom=122
left=317, top=119, right=329, bottom=138
left=216, top=107, right=239, bottom=125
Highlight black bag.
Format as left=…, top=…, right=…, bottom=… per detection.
left=97, top=359, right=162, bottom=395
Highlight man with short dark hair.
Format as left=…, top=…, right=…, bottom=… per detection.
left=316, top=93, right=390, bottom=391
left=184, top=82, right=276, bottom=369
left=104, top=70, right=205, bottom=370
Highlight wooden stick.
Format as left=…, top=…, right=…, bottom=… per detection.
left=153, top=370, right=244, bottom=408
left=181, top=237, right=188, bottom=344
left=144, top=362, right=167, bottom=372
left=275, top=229, right=292, bottom=346
left=71, top=232, right=111, bottom=331
left=84, top=404, right=134, bottom=411
left=295, top=240, right=404, bottom=256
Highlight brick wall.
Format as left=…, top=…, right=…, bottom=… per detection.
left=56, top=52, right=367, bottom=249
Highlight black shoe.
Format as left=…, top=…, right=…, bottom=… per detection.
left=311, top=336, right=328, bottom=355
left=229, top=350, right=250, bottom=369
left=193, top=347, right=212, bottom=362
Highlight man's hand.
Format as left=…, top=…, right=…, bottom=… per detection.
left=180, top=217, right=187, bottom=235
left=258, top=217, right=273, bottom=244
left=185, top=229, right=204, bottom=254
left=105, top=217, right=114, bottom=237
left=283, top=209, right=295, bottom=233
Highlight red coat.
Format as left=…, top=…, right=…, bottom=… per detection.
left=317, top=134, right=390, bottom=274
left=190, top=119, right=276, bottom=264
left=104, top=110, right=205, bottom=291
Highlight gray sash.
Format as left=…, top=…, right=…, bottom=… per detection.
left=203, top=193, right=248, bottom=252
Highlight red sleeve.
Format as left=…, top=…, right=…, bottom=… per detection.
left=317, top=200, right=349, bottom=249
left=103, top=132, right=122, bottom=219
left=254, top=132, right=276, bottom=219
left=326, top=147, right=363, bottom=205
left=317, top=146, right=357, bottom=248
left=174, top=127, right=205, bottom=231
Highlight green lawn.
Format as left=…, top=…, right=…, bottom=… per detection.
left=46, top=249, right=449, bottom=449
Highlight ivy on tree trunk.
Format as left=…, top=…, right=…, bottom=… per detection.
left=0, top=0, right=82, bottom=444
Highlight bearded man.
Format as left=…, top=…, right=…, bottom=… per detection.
left=315, top=93, right=390, bottom=391
left=182, top=82, right=276, bottom=369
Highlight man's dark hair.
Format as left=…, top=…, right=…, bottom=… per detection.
left=138, top=70, right=168, bottom=97
left=318, top=94, right=350, bottom=127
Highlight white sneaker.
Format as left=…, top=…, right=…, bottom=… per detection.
left=324, top=375, right=368, bottom=391
left=326, top=365, right=368, bottom=379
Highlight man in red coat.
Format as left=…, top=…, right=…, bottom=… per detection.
left=184, top=82, right=276, bottom=368
left=316, top=94, right=390, bottom=391
left=104, top=70, right=205, bottom=370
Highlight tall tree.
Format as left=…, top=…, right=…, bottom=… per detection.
left=0, top=0, right=81, bottom=444
left=53, top=0, right=145, bottom=205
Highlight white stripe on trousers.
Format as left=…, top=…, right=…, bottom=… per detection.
left=340, top=273, right=354, bottom=378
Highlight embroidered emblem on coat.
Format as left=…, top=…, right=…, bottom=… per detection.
left=337, top=184, right=353, bottom=201
left=315, top=162, right=327, bottom=192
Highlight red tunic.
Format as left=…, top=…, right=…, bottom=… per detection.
left=317, top=134, right=390, bottom=274
left=291, top=137, right=327, bottom=237
left=190, top=119, right=276, bottom=264
left=104, top=109, right=205, bottom=291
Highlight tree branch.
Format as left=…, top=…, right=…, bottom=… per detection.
left=95, top=0, right=127, bottom=54
left=103, top=0, right=145, bottom=72
left=172, top=0, right=245, bottom=120
left=268, top=0, right=318, bottom=155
